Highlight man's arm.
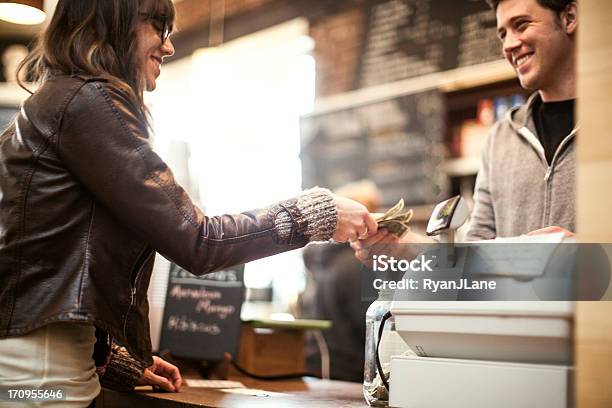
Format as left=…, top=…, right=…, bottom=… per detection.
left=465, top=128, right=497, bottom=241
left=351, top=229, right=435, bottom=264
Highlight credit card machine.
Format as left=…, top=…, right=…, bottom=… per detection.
left=426, top=195, right=468, bottom=266
left=426, top=195, right=468, bottom=243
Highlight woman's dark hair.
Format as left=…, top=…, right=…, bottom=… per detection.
left=17, top=0, right=175, bottom=118
left=486, top=0, right=576, bottom=15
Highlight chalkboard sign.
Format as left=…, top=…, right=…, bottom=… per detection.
left=159, top=264, right=245, bottom=361
left=301, top=90, right=448, bottom=207
left=358, top=0, right=501, bottom=88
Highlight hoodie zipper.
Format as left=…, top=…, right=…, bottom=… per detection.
left=512, top=94, right=578, bottom=228
left=542, top=128, right=577, bottom=225
left=123, top=245, right=153, bottom=338
left=520, top=126, right=578, bottom=226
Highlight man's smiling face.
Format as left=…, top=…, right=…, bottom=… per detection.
left=496, top=0, right=575, bottom=94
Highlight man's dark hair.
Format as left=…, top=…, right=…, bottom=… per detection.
left=486, top=0, right=575, bottom=16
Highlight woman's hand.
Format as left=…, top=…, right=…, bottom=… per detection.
left=137, top=356, right=182, bottom=392
left=331, top=194, right=378, bottom=242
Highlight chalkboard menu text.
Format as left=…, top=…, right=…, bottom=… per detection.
left=358, top=0, right=501, bottom=88
left=159, top=264, right=245, bottom=361
left=301, top=90, right=448, bottom=208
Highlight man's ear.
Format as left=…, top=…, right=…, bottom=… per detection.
left=562, top=2, right=578, bottom=35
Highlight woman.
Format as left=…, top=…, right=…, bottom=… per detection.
left=0, top=1, right=377, bottom=406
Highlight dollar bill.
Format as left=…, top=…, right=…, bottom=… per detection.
left=376, top=199, right=413, bottom=237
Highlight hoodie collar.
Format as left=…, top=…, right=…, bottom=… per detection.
left=507, top=91, right=540, bottom=134
left=505, top=92, right=545, bottom=162
left=507, top=91, right=578, bottom=167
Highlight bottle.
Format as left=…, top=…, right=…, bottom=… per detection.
left=363, top=289, right=409, bottom=406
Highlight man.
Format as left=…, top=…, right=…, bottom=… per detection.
left=353, top=0, right=577, bottom=258
left=468, top=0, right=578, bottom=240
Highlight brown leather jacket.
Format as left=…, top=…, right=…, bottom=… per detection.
left=0, top=75, right=336, bottom=366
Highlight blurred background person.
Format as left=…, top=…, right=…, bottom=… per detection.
left=302, top=180, right=382, bottom=382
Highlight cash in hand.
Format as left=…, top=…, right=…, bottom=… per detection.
left=376, top=199, right=413, bottom=237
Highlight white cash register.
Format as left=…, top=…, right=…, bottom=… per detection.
left=387, top=196, right=573, bottom=408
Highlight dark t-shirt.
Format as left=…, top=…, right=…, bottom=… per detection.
left=533, top=98, right=576, bottom=165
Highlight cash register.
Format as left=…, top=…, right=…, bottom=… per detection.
left=387, top=196, right=573, bottom=408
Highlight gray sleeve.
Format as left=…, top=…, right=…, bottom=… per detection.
left=466, top=130, right=497, bottom=241
left=274, top=188, right=337, bottom=242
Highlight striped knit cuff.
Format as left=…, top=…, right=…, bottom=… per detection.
left=274, top=188, right=337, bottom=242
left=99, top=345, right=146, bottom=392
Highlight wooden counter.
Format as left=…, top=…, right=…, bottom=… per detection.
left=95, top=377, right=366, bottom=408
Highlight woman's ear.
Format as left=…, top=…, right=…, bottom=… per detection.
left=563, top=2, right=578, bottom=35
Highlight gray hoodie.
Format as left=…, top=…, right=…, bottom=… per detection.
left=466, top=92, right=577, bottom=240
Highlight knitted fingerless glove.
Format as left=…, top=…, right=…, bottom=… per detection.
left=274, top=188, right=337, bottom=242
left=98, top=344, right=146, bottom=392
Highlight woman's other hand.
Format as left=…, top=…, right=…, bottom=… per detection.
left=137, top=356, right=182, bottom=392
left=332, top=194, right=378, bottom=242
